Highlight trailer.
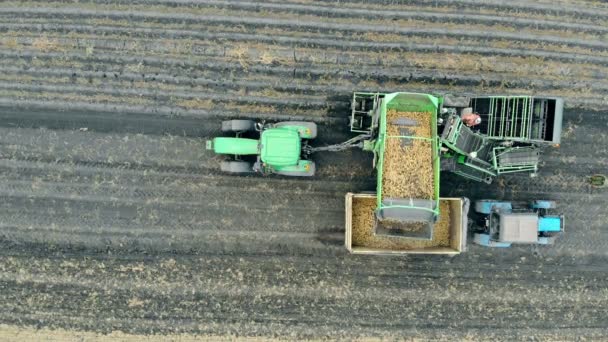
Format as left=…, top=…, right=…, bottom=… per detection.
left=345, top=193, right=469, bottom=255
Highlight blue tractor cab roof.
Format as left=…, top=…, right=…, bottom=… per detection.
left=498, top=213, right=539, bottom=243
left=260, top=128, right=301, bottom=166
left=539, top=216, right=562, bottom=232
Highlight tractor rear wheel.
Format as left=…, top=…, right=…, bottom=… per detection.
left=220, top=161, right=253, bottom=173
left=221, top=120, right=256, bottom=133
left=275, top=162, right=316, bottom=177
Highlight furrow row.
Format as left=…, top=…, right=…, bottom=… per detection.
left=0, top=8, right=606, bottom=50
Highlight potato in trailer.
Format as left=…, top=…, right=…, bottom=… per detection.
left=344, top=193, right=469, bottom=255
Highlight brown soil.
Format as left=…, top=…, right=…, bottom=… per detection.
left=0, top=324, right=253, bottom=342
left=351, top=196, right=451, bottom=250
left=381, top=110, right=434, bottom=200
left=2, top=1, right=608, bottom=339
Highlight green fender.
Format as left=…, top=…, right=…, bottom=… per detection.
left=271, top=160, right=315, bottom=177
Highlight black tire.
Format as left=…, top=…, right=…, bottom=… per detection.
left=220, top=161, right=253, bottom=173
left=532, top=200, right=557, bottom=209
left=442, top=94, right=470, bottom=108
left=275, top=121, right=317, bottom=139
left=475, top=200, right=496, bottom=214
left=221, top=120, right=256, bottom=133
left=275, top=162, right=315, bottom=177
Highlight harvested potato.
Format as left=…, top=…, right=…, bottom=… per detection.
left=351, top=196, right=451, bottom=250
left=381, top=110, right=434, bottom=200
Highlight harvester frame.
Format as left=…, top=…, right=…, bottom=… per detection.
left=351, top=91, right=442, bottom=240
left=438, top=94, right=563, bottom=183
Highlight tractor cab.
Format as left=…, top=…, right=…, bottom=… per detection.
left=260, top=128, right=301, bottom=167
left=493, top=212, right=541, bottom=244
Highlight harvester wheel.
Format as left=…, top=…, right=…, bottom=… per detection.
left=220, top=161, right=253, bottom=173
left=221, top=120, right=256, bottom=133
left=442, top=94, right=470, bottom=108
left=275, top=121, right=317, bottom=139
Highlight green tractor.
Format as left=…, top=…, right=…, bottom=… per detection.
left=206, top=119, right=318, bottom=176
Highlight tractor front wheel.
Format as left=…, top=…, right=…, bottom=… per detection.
left=474, top=200, right=512, bottom=214
left=220, top=161, right=253, bottom=173
left=221, top=120, right=256, bottom=133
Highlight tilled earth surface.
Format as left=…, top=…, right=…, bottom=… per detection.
left=0, top=0, right=607, bottom=339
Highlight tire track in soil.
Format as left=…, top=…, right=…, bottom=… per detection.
left=323, top=0, right=608, bottom=20
left=4, top=32, right=608, bottom=73
left=0, top=252, right=606, bottom=338
left=1, top=0, right=607, bottom=339
left=1, top=50, right=607, bottom=115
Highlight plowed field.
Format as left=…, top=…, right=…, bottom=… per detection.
left=0, top=0, right=607, bottom=340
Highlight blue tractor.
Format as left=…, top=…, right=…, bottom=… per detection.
left=473, top=200, right=564, bottom=247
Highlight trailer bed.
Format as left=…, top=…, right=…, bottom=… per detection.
left=345, top=193, right=466, bottom=255
left=381, top=110, right=434, bottom=200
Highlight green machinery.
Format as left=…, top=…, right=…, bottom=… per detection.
left=208, top=92, right=562, bottom=237
left=350, top=92, right=441, bottom=235
left=206, top=120, right=318, bottom=176
left=439, top=95, right=563, bottom=183
left=208, top=92, right=442, bottom=235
